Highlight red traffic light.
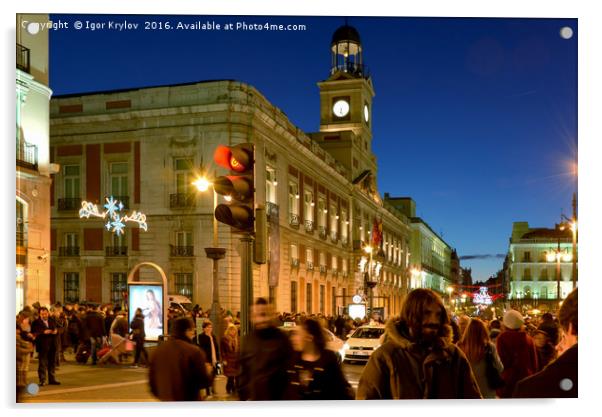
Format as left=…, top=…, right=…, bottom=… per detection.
left=214, top=144, right=253, bottom=172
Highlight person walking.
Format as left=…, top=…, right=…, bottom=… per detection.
left=238, top=297, right=294, bottom=401
left=220, top=324, right=240, bottom=394
left=495, top=309, right=538, bottom=398
left=31, top=307, right=60, bottom=386
left=284, top=318, right=353, bottom=400
left=514, top=288, right=578, bottom=398
left=16, top=312, right=35, bottom=401
left=149, top=316, right=212, bottom=401
left=356, top=289, right=482, bottom=399
left=198, top=321, right=221, bottom=376
left=84, top=305, right=106, bottom=365
left=130, top=308, right=149, bottom=367
left=457, top=318, right=504, bottom=398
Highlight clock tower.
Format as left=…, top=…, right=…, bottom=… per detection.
left=314, top=23, right=377, bottom=183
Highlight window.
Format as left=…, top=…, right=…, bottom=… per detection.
left=319, top=252, right=326, bottom=268
left=65, top=233, right=78, bottom=248
left=176, top=231, right=193, bottom=247
left=541, top=286, right=548, bottom=299
left=291, top=244, right=299, bottom=260
left=110, top=162, right=128, bottom=198
left=174, top=158, right=194, bottom=194
left=269, top=286, right=277, bottom=306
left=341, top=209, right=348, bottom=241
left=524, top=268, right=532, bottom=280
left=330, top=202, right=338, bottom=236
left=306, top=248, right=313, bottom=268
left=306, top=283, right=312, bottom=313
left=291, top=281, right=298, bottom=313
left=110, top=272, right=127, bottom=304
left=174, top=273, right=193, bottom=298
left=64, top=165, right=80, bottom=198
left=541, top=268, right=548, bottom=280
left=318, top=197, right=327, bottom=228
left=342, top=258, right=348, bottom=274
left=266, top=167, right=277, bottom=204
left=304, top=190, right=314, bottom=222
left=523, top=251, right=531, bottom=262
left=320, top=285, right=325, bottom=314
left=288, top=181, right=299, bottom=215
left=332, top=286, right=337, bottom=315
left=332, top=256, right=338, bottom=271
left=64, top=272, right=79, bottom=303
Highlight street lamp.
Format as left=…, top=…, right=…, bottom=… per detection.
left=194, top=175, right=226, bottom=343
left=446, top=286, right=454, bottom=308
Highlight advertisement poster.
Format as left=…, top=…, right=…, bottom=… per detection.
left=128, top=284, right=164, bottom=341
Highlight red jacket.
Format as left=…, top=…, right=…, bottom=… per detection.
left=495, top=329, right=538, bottom=398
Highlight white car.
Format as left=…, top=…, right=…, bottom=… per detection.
left=342, top=325, right=386, bottom=363
left=279, top=324, right=346, bottom=363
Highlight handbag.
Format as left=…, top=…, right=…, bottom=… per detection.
left=484, top=344, right=505, bottom=390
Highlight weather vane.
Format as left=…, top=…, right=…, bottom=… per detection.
left=79, top=196, right=148, bottom=236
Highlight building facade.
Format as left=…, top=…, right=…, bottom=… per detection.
left=507, top=221, right=578, bottom=312
left=48, top=25, right=420, bottom=317
left=16, top=14, right=54, bottom=313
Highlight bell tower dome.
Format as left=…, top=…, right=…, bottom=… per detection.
left=330, top=24, right=367, bottom=79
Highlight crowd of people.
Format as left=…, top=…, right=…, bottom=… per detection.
left=17, top=287, right=578, bottom=402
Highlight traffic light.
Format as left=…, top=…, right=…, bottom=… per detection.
left=213, top=143, right=255, bottom=232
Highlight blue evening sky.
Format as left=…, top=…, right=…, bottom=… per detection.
left=48, top=15, right=577, bottom=281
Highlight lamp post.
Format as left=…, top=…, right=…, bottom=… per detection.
left=446, top=286, right=454, bottom=309
left=194, top=176, right=226, bottom=343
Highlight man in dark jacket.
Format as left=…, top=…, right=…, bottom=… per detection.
left=31, top=307, right=60, bottom=386
left=149, top=316, right=212, bottom=401
left=514, top=288, right=578, bottom=398
left=357, top=289, right=482, bottom=399
left=238, top=297, right=294, bottom=400
left=84, top=305, right=106, bottom=365
left=198, top=321, right=220, bottom=372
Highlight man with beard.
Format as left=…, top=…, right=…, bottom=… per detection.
left=356, top=289, right=482, bottom=399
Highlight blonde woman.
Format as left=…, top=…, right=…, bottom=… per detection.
left=220, top=324, right=240, bottom=393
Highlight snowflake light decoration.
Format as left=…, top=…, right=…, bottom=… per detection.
left=473, top=286, right=493, bottom=305
left=79, top=196, right=148, bottom=236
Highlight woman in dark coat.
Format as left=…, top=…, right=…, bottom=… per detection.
left=130, top=308, right=148, bottom=366
left=220, top=324, right=240, bottom=393
left=285, top=318, right=353, bottom=400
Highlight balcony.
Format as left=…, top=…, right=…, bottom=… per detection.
left=342, top=271, right=349, bottom=278
left=16, top=141, right=38, bottom=170
left=289, top=213, right=300, bottom=229
left=319, top=265, right=327, bottom=274
left=318, top=226, right=327, bottom=240
left=110, top=196, right=130, bottom=209
left=304, top=219, right=314, bottom=233
left=341, top=236, right=349, bottom=247
left=330, top=232, right=339, bottom=243
left=291, top=258, right=300, bottom=268
left=170, top=245, right=194, bottom=257
left=306, top=261, right=314, bottom=271
left=59, top=246, right=80, bottom=257
left=58, top=198, right=82, bottom=211
left=332, top=268, right=339, bottom=277
left=106, top=246, right=128, bottom=257
left=353, top=240, right=363, bottom=251
left=330, top=61, right=369, bottom=79
left=266, top=202, right=279, bottom=222
left=170, top=193, right=196, bottom=209
left=17, top=43, right=30, bottom=74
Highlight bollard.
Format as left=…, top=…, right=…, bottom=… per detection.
left=212, top=375, right=228, bottom=399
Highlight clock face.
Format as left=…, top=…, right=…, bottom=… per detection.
left=333, top=99, right=350, bottom=118
left=363, top=104, right=370, bottom=122
left=352, top=294, right=363, bottom=304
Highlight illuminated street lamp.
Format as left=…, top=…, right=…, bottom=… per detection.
left=194, top=174, right=226, bottom=342
left=446, top=285, right=454, bottom=308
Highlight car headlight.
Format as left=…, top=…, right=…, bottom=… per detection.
left=343, top=343, right=350, bottom=350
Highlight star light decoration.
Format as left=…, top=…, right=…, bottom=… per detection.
left=79, top=196, right=148, bottom=236
left=473, top=286, right=493, bottom=306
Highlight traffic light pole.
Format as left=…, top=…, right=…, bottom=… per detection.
left=240, top=234, right=254, bottom=341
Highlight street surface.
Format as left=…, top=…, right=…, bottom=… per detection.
left=20, top=352, right=366, bottom=403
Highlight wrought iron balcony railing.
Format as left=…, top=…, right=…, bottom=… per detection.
left=59, top=246, right=80, bottom=256
left=291, top=258, right=300, bottom=268
left=58, top=198, right=82, bottom=211
left=304, top=219, right=314, bottom=233
left=306, top=261, right=314, bottom=271
left=16, top=141, right=38, bottom=170
left=318, top=226, right=327, bottom=240
left=341, top=236, right=349, bottom=246
left=330, top=232, right=339, bottom=243
left=266, top=202, right=279, bottom=222
left=330, top=61, right=369, bottom=79
left=319, top=265, right=327, bottom=274
left=289, top=213, right=300, bottom=228
left=170, top=193, right=196, bottom=208
left=17, top=43, right=30, bottom=73
left=106, top=246, right=128, bottom=257
left=170, top=245, right=194, bottom=257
